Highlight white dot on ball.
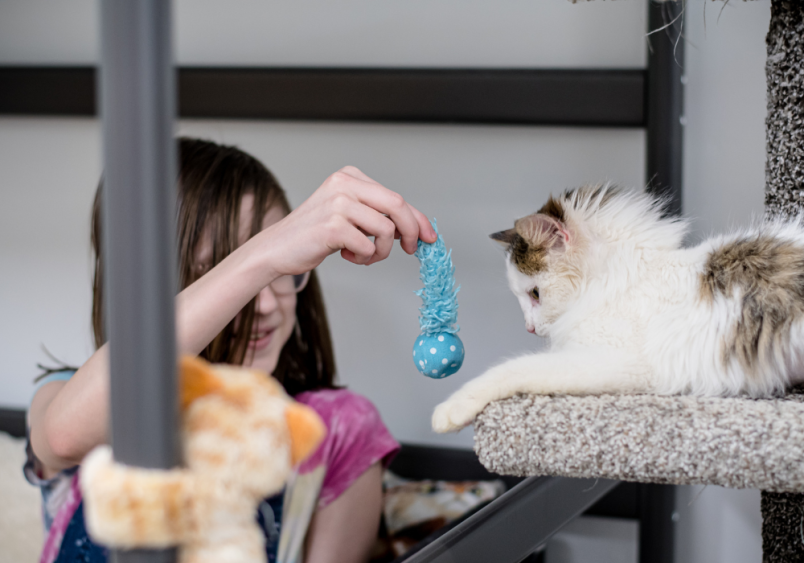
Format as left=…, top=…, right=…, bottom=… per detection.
left=419, top=361, right=424, bottom=367
left=413, top=351, right=416, bottom=356
left=419, top=340, right=423, bottom=346
left=442, top=358, right=448, bottom=364
left=430, top=348, right=437, bottom=354
left=451, top=363, right=457, bottom=367
left=438, top=335, right=444, bottom=342
left=450, top=345, right=456, bottom=352
left=432, top=369, right=438, bottom=374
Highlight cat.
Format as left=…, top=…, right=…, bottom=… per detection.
left=432, top=184, right=804, bottom=433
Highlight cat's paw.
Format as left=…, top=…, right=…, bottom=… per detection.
left=432, top=395, right=487, bottom=433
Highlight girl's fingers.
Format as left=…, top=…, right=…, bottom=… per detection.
left=349, top=183, right=422, bottom=254
left=340, top=248, right=359, bottom=263
left=337, top=165, right=374, bottom=183
left=407, top=203, right=437, bottom=245
left=321, top=166, right=436, bottom=258
left=339, top=224, right=376, bottom=265
left=347, top=206, right=396, bottom=265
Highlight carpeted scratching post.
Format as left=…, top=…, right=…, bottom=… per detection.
left=761, top=2, right=804, bottom=561
left=473, top=1, right=804, bottom=561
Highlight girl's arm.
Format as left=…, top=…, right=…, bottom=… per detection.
left=303, top=462, right=383, bottom=563
left=29, top=167, right=436, bottom=474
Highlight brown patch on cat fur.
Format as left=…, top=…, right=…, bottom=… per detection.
left=492, top=186, right=617, bottom=278
left=490, top=229, right=549, bottom=275
left=490, top=229, right=544, bottom=275
left=701, top=235, right=804, bottom=377
left=490, top=197, right=567, bottom=276
left=538, top=195, right=566, bottom=223
left=513, top=231, right=549, bottom=275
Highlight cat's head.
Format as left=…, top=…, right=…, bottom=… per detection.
left=491, top=194, right=586, bottom=336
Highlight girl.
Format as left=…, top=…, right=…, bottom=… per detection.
left=26, top=138, right=437, bottom=563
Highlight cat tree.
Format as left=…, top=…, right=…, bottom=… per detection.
left=473, top=1, right=804, bottom=561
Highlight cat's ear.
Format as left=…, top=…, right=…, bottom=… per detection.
left=489, top=228, right=518, bottom=246
left=180, top=355, right=224, bottom=411
left=515, top=213, right=570, bottom=251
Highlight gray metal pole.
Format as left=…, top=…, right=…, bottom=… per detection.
left=99, top=1, right=179, bottom=562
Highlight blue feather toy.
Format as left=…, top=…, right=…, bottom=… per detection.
left=412, top=220, right=464, bottom=379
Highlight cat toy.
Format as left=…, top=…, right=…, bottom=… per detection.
left=412, top=220, right=464, bottom=379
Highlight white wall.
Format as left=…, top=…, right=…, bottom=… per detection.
left=0, top=0, right=646, bottom=68
left=0, top=118, right=101, bottom=404
left=0, top=1, right=772, bottom=562
left=682, top=0, right=768, bottom=240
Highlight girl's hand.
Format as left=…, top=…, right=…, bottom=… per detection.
left=261, top=166, right=437, bottom=276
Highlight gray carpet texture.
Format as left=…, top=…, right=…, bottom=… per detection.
left=764, top=1, right=804, bottom=220
left=474, top=388, right=804, bottom=493
left=761, top=2, right=804, bottom=559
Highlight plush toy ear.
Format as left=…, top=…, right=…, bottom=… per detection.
left=285, top=402, right=326, bottom=466
left=514, top=213, right=570, bottom=251
left=180, top=356, right=224, bottom=411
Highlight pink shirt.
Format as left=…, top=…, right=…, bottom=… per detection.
left=296, top=388, right=400, bottom=508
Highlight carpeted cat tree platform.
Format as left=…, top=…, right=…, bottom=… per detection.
left=473, top=1, right=804, bottom=561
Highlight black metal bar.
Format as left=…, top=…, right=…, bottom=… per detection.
left=100, top=1, right=179, bottom=563
left=0, top=66, right=645, bottom=127
left=585, top=482, right=638, bottom=520
left=179, top=68, right=644, bottom=126
left=401, top=476, right=618, bottom=563
left=389, top=443, right=523, bottom=489
left=0, top=67, right=95, bottom=115
left=0, top=407, right=27, bottom=439
left=646, top=0, right=685, bottom=215
left=638, top=484, right=677, bottom=563
left=638, top=3, right=683, bottom=562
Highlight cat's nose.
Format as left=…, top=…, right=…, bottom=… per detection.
left=526, top=325, right=536, bottom=334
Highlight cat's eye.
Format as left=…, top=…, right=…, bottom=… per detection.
left=529, top=287, right=540, bottom=301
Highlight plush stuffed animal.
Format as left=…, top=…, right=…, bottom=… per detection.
left=80, top=356, right=326, bottom=563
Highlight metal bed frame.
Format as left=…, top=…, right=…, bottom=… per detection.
left=0, top=2, right=683, bottom=562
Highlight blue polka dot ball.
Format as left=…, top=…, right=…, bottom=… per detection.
left=412, top=332, right=464, bottom=379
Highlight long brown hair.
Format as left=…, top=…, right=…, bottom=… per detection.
left=91, top=138, right=337, bottom=395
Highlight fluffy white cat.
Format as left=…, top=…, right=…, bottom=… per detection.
left=433, top=184, right=804, bottom=433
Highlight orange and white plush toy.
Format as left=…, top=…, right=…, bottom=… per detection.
left=80, top=356, right=326, bottom=563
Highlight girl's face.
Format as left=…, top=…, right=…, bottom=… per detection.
left=194, top=194, right=297, bottom=374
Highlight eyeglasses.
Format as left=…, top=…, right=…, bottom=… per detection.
left=270, top=271, right=310, bottom=295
